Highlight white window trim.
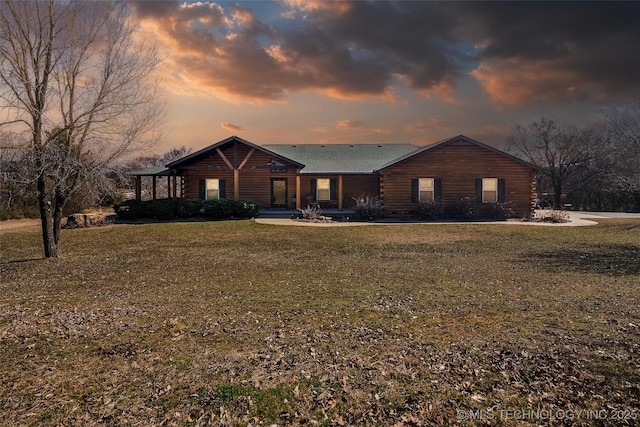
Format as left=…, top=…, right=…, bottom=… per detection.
left=316, top=178, right=331, bottom=201
left=205, top=178, right=220, bottom=200
left=418, top=178, right=435, bottom=202
left=482, top=178, right=498, bottom=203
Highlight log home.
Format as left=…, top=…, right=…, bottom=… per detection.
left=131, top=135, right=537, bottom=218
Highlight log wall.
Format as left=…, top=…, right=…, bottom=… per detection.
left=178, top=143, right=300, bottom=208
left=380, top=143, right=536, bottom=217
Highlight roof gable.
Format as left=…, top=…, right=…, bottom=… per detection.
left=375, top=135, right=537, bottom=171
left=166, top=135, right=305, bottom=169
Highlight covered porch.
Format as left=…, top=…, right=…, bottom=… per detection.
left=128, top=167, right=184, bottom=201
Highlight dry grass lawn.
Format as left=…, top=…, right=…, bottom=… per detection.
left=1, top=219, right=639, bottom=426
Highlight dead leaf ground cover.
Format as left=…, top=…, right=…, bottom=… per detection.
left=0, top=220, right=639, bottom=426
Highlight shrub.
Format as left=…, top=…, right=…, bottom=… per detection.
left=100, top=191, right=128, bottom=207
left=233, top=199, right=260, bottom=218
left=534, top=208, right=570, bottom=223
left=352, top=195, right=383, bottom=220
left=481, top=202, right=514, bottom=220
left=416, top=198, right=444, bottom=220
left=114, top=199, right=150, bottom=219
left=0, top=205, right=39, bottom=220
left=202, top=198, right=235, bottom=219
left=177, top=199, right=202, bottom=218
left=451, top=197, right=477, bottom=220
left=298, top=204, right=323, bottom=221
left=150, top=199, right=179, bottom=220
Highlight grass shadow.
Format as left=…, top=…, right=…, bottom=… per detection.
left=523, top=243, right=640, bottom=276
left=1, top=256, right=46, bottom=264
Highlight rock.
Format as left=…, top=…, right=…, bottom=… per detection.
left=63, top=213, right=111, bottom=229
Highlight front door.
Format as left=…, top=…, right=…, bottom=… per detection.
left=271, top=178, right=288, bottom=208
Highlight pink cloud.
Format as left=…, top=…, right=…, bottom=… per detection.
left=221, top=122, right=244, bottom=132
left=336, top=120, right=364, bottom=130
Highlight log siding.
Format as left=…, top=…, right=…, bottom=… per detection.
left=379, top=143, right=535, bottom=217
left=135, top=135, right=535, bottom=217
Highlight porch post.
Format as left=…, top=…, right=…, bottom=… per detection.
left=167, top=176, right=171, bottom=199
left=296, top=174, right=301, bottom=210
left=135, top=176, right=141, bottom=201
left=338, top=175, right=343, bottom=211
left=172, top=175, right=177, bottom=199
left=233, top=169, right=240, bottom=200
left=152, top=176, right=157, bottom=200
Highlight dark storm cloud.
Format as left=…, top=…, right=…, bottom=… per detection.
left=128, top=0, right=179, bottom=19
left=130, top=1, right=640, bottom=105
left=281, top=1, right=466, bottom=92
left=460, top=1, right=640, bottom=103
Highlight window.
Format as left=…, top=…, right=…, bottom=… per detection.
left=412, top=178, right=441, bottom=203
left=482, top=178, right=498, bottom=203
left=418, top=178, right=434, bottom=202
left=316, top=178, right=331, bottom=201
left=205, top=179, right=220, bottom=200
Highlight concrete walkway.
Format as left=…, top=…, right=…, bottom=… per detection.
left=255, top=210, right=640, bottom=227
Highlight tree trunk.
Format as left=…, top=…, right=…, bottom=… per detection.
left=53, top=195, right=65, bottom=248
left=37, top=175, right=59, bottom=258
left=553, top=182, right=563, bottom=209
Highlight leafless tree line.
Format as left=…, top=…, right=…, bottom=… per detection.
left=506, top=99, right=640, bottom=211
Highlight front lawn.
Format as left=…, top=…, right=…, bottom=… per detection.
left=1, top=220, right=638, bottom=425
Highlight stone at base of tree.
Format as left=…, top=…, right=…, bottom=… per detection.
left=63, top=213, right=111, bottom=229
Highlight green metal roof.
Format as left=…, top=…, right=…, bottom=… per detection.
left=263, top=144, right=418, bottom=174
left=127, top=166, right=170, bottom=176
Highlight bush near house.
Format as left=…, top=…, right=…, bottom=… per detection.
left=202, top=198, right=236, bottom=219
left=451, top=197, right=478, bottom=220
left=113, top=199, right=151, bottom=220
left=415, top=198, right=514, bottom=221
left=352, top=195, right=384, bottom=220
left=150, top=199, right=181, bottom=220
left=479, top=201, right=515, bottom=220
left=177, top=199, right=203, bottom=218
left=114, top=198, right=260, bottom=221
left=233, top=200, right=260, bottom=219
left=416, top=199, right=444, bottom=220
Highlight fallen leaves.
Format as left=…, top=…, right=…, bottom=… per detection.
left=0, top=220, right=639, bottom=425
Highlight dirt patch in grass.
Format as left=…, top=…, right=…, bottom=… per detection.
left=1, top=219, right=639, bottom=425
left=0, top=218, right=41, bottom=234
left=525, top=243, right=640, bottom=276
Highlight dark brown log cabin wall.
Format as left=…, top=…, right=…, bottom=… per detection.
left=380, top=144, right=536, bottom=217
left=342, top=175, right=379, bottom=208
left=298, top=174, right=379, bottom=209
left=179, top=143, right=299, bottom=208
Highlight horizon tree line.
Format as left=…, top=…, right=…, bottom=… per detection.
left=1, top=0, right=638, bottom=258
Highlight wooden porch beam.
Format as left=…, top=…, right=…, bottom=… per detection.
left=296, top=174, right=301, bottom=210
left=172, top=175, right=177, bottom=199
left=233, top=169, right=239, bottom=200
left=338, top=175, right=343, bottom=211
left=216, top=148, right=234, bottom=170
left=135, top=176, right=141, bottom=201
left=238, top=148, right=255, bottom=170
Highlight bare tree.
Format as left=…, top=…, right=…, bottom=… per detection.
left=0, top=1, right=164, bottom=257
left=0, top=131, right=37, bottom=217
left=506, top=118, right=599, bottom=209
left=602, top=99, right=640, bottom=204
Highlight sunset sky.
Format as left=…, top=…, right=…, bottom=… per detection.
left=128, top=1, right=640, bottom=153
